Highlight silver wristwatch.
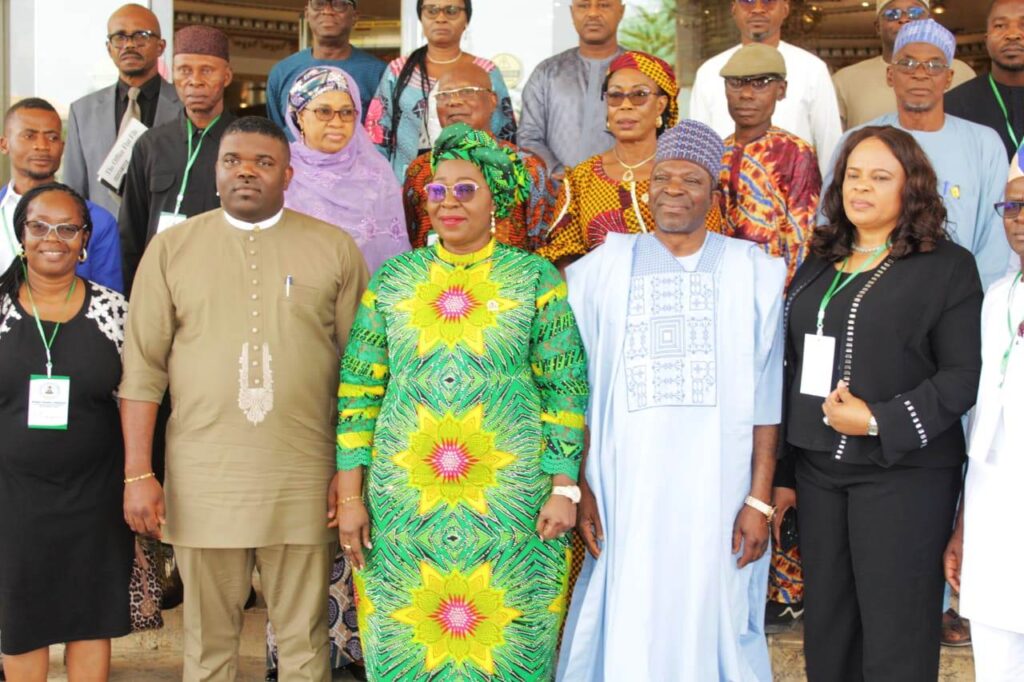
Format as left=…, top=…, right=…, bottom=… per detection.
left=868, top=415, right=879, bottom=437
left=552, top=485, right=581, bottom=504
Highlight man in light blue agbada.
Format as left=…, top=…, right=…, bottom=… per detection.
left=559, top=120, right=784, bottom=681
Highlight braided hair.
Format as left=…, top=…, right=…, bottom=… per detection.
left=386, top=0, right=474, bottom=160
left=0, top=183, right=92, bottom=301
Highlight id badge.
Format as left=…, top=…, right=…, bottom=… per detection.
left=28, top=375, right=70, bottom=430
left=426, top=231, right=439, bottom=247
left=800, top=333, right=836, bottom=398
left=157, top=211, right=187, bottom=233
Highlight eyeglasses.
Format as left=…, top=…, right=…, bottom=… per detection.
left=604, top=88, right=660, bottom=107
left=306, top=105, right=357, bottom=123
left=309, top=0, right=355, bottom=12
left=892, top=57, right=950, bottom=75
left=107, top=30, right=159, bottom=48
left=425, top=182, right=480, bottom=203
left=436, top=86, right=492, bottom=104
left=23, top=220, right=85, bottom=242
left=724, top=75, right=784, bottom=91
left=735, top=0, right=780, bottom=9
left=880, top=6, right=928, bottom=22
left=995, top=200, right=1024, bottom=218
left=421, top=4, right=466, bottom=19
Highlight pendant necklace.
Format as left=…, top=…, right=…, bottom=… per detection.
left=427, top=51, right=463, bottom=65
left=613, top=147, right=656, bottom=183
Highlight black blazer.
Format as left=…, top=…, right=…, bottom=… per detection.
left=776, top=239, right=983, bottom=483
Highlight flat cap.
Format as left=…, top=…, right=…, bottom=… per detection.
left=719, top=44, right=787, bottom=78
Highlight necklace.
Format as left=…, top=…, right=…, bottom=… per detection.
left=851, top=240, right=890, bottom=254
left=613, top=147, right=656, bottom=183
left=427, top=51, right=463, bottom=65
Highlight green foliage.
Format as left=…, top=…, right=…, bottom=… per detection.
left=619, top=0, right=677, bottom=62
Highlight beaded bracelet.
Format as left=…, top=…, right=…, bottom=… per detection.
left=124, top=472, right=156, bottom=484
left=339, top=495, right=364, bottom=506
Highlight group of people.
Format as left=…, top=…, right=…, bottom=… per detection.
left=0, top=0, right=1022, bottom=681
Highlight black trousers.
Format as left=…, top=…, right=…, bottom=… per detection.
left=795, top=451, right=961, bottom=682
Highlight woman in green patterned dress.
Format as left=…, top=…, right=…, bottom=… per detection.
left=335, top=122, right=589, bottom=681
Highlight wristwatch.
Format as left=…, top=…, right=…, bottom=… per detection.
left=744, top=495, right=776, bottom=524
left=868, top=415, right=879, bottom=437
left=552, top=485, right=581, bottom=504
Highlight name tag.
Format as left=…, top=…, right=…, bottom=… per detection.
left=426, top=231, right=439, bottom=247
left=157, top=211, right=187, bottom=233
left=28, top=375, right=70, bottom=430
left=98, top=118, right=149, bottom=194
left=800, top=333, right=836, bottom=398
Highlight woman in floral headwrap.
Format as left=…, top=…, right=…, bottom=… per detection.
left=335, top=123, right=589, bottom=681
left=537, top=51, right=722, bottom=268
left=284, top=65, right=410, bottom=274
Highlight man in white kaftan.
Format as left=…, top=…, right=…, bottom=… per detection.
left=558, top=120, right=785, bottom=681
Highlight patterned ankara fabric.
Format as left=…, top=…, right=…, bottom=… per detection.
left=405, top=140, right=558, bottom=250
left=768, top=542, right=805, bottom=604
left=608, top=51, right=680, bottom=130
left=536, top=155, right=724, bottom=262
left=336, top=240, right=589, bottom=680
left=719, top=127, right=821, bottom=288
left=366, top=56, right=517, bottom=181
left=431, top=123, right=530, bottom=220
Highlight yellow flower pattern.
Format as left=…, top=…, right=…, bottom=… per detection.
left=394, top=261, right=517, bottom=355
left=394, top=405, right=516, bottom=515
left=392, top=562, right=522, bottom=674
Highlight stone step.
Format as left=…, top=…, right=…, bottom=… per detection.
left=39, top=607, right=975, bottom=680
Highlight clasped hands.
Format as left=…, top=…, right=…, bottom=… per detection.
left=821, top=380, right=873, bottom=437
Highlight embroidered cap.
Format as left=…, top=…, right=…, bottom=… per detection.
left=893, top=18, right=955, bottom=65
left=174, top=25, right=230, bottom=61
left=877, top=0, right=929, bottom=13
left=654, top=119, right=726, bottom=181
left=719, top=44, right=787, bottom=78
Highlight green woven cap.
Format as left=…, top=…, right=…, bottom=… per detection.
left=719, top=44, right=787, bottom=79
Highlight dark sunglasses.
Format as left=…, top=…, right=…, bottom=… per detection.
left=107, top=30, right=159, bottom=48
left=995, top=201, right=1024, bottom=219
left=724, top=75, right=784, bottom=91
left=425, top=182, right=480, bottom=203
left=892, top=57, right=949, bottom=75
left=307, top=105, right=357, bottom=123
left=23, top=220, right=85, bottom=242
left=880, top=6, right=928, bottom=23
left=421, top=4, right=466, bottom=19
left=604, top=88, right=660, bottom=107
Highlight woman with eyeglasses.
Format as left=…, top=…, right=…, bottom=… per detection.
left=777, top=126, right=982, bottom=680
left=365, top=0, right=517, bottom=181
left=537, top=51, right=721, bottom=268
left=335, top=123, right=589, bottom=680
left=0, top=184, right=133, bottom=681
left=284, top=66, right=409, bottom=275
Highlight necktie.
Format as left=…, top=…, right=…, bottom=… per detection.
left=118, top=86, right=141, bottom=137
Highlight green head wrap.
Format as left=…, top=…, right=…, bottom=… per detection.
left=430, top=123, right=530, bottom=220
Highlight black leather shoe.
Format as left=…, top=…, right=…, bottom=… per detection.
left=264, top=669, right=277, bottom=681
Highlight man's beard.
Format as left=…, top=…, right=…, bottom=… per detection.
left=24, top=167, right=55, bottom=182
left=121, top=65, right=149, bottom=77
left=902, top=99, right=937, bottom=113
left=994, top=58, right=1024, bottom=73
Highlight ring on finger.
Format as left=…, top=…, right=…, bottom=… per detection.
left=342, top=544, right=353, bottom=551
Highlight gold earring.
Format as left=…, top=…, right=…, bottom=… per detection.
left=656, top=115, right=664, bottom=127
left=78, top=247, right=88, bottom=263
left=606, top=118, right=610, bottom=129
left=490, top=211, right=497, bottom=235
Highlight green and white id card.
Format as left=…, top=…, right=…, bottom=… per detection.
left=28, top=375, right=70, bottom=430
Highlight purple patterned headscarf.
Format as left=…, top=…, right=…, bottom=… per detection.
left=284, top=66, right=409, bottom=273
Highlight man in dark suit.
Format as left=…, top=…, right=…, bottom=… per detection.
left=64, top=3, right=179, bottom=218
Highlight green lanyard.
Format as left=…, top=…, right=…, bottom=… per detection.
left=21, top=263, right=77, bottom=377
left=174, top=115, right=221, bottom=215
left=1001, top=271, right=1023, bottom=387
left=816, top=243, right=890, bottom=333
left=988, top=74, right=1020, bottom=150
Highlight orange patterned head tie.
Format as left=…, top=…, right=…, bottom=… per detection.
left=606, top=51, right=680, bottom=129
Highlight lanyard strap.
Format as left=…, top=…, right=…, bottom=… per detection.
left=816, top=243, right=889, bottom=333
left=174, top=115, right=222, bottom=215
left=21, top=265, right=77, bottom=377
left=1001, top=270, right=1024, bottom=387
left=989, top=74, right=1020, bottom=150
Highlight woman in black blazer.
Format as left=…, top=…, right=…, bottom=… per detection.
left=779, top=126, right=983, bottom=682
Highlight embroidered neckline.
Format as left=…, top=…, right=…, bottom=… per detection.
left=435, top=239, right=495, bottom=266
